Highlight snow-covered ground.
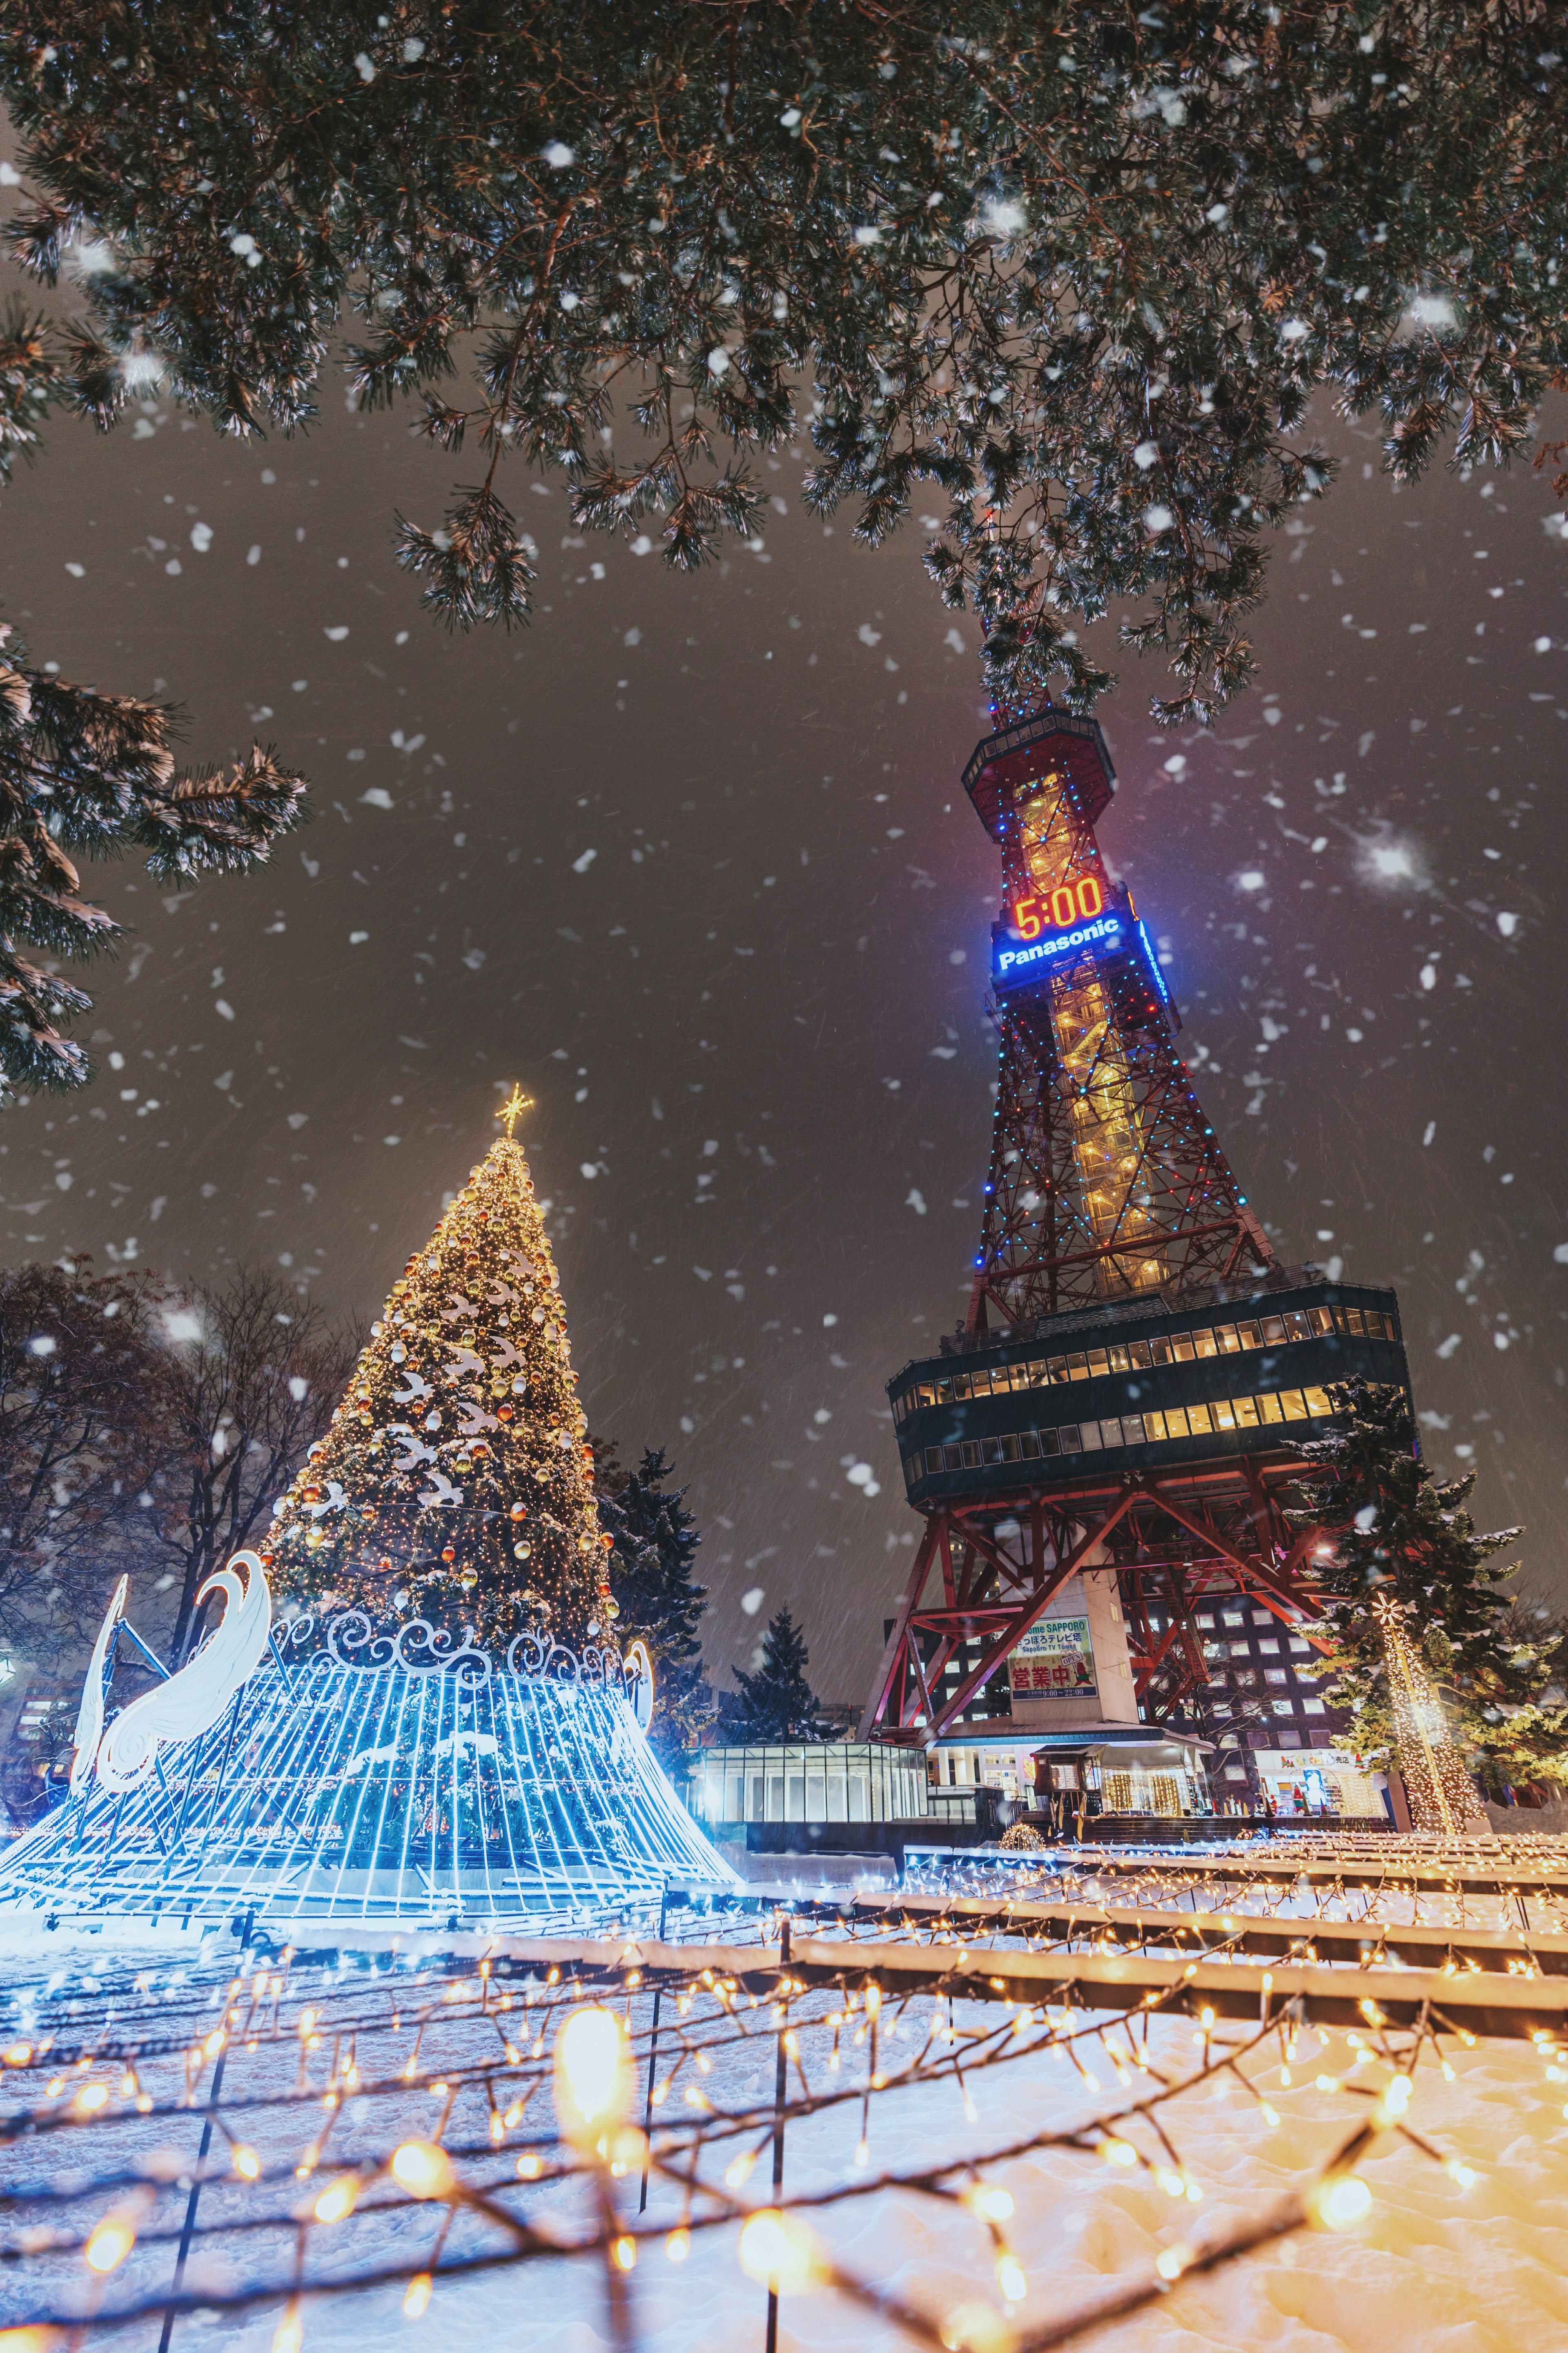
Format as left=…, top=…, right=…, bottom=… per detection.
left=3, top=1901, right=1566, bottom=2353
left=161, top=2016, right=1568, bottom=2353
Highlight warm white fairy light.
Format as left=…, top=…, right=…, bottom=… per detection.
left=83, top=2213, right=137, bottom=2273
left=390, top=2141, right=455, bottom=2200
left=1374, top=1592, right=1482, bottom=1836
left=739, top=2209, right=820, bottom=2295
left=2, top=1840, right=1562, bottom=2353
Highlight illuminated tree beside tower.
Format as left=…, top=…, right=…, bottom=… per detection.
left=266, top=1091, right=612, bottom=1650
left=1291, top=1379, right=1568, bottom=1805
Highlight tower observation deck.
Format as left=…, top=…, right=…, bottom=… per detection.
left=860, top=707, right=1412, bottom=1749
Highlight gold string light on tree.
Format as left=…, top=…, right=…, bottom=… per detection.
left=265, top=1087, right=614, bottom=1649
left=1372, top=1591, right=1484, bottom=1838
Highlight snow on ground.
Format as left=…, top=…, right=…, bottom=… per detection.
left=153, top=2010, right=1564, bottom=2353
left=4, top=1894, right=1568, bottom=2353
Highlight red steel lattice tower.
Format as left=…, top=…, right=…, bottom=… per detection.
left=860, top=705, right=1412, bottom=1753
left=965, top=705, right=1273, bottom=1332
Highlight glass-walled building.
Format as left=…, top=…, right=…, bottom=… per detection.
left=682, top=1744, right=929, bottom=1830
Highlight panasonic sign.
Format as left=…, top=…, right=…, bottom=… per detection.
left=994, top=914, right=1124, bottom=983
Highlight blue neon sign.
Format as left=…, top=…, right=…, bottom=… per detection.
left=993, top=913, right=1123, bottom=984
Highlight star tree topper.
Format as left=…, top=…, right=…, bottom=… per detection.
left=498, top=1083, right=532, bottom=1138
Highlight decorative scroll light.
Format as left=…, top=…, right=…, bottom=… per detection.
left=1373, top=1590, right=1483, bottom=1837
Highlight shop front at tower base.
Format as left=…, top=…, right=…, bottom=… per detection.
left=1242, top=1743, right=1391, bottom=1823
left=928, top=1722, right=1215, bottom=1825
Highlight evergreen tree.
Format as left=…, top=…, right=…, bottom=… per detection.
left=595, top=1443, right=708, bottom=1758
left=0, top=621, right=307, bottom=1098
left=0, top=296, right=306, bottom=1097
left=266, top=1097, right=610, bottom=1653
left=1291, top=1380, right=1568, bottom=1798
left=724, top=1608, right=829, bottom=1744
left=0, top=7, right=1565, bottom=731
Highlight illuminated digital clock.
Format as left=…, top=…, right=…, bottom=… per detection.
left=993, top=876, right=1123, bottom=984
left=1012, top=876, right=1106, bottom=937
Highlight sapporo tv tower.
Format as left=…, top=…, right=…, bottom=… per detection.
left=860, top=702, right=1412, bottom=1745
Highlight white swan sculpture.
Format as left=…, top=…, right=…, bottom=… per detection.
left=82, top=1552, right=274, bottom=1794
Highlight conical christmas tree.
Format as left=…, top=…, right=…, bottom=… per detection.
left=0, top=1089, right=740, bottom=1930
left=265, top=1088, right=612, bottom=1652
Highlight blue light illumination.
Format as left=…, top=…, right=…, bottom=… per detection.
left=1136, top=918, right=1174, bottom=1011
left=0, top=1613, right=738, bottom=1929
left=993, top=914, right=1123, bottom=984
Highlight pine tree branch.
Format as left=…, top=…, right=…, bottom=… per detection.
left=1, top=6, right=1565, bottom=718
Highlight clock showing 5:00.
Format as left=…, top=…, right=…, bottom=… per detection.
left=1010, top=874, right=1106, bottom=938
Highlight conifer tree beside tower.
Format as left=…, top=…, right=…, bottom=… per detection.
left=265, top=1091, right=612, bottom=1651
left=1291, top=1378, right=1568, bottom=1800
left=596, top=1445, right=708, bottom=1758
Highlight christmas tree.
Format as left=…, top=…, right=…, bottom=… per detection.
left=266, top=1089, right=612, bottom=1653
left=596, top=1445, right=708, bottom=1758
left=1291, top=1379, right=1568, bottom=1800
left=723, top=1608, right=829, bottom=1744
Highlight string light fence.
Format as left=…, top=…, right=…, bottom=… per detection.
left=5, top=1851, right=1568, bottom=2353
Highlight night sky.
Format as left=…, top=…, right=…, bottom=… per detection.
left=3, top=375, right=1565, bottom=1711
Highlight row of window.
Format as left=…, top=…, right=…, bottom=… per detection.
left=905, top=1384, right=1336, bottom=1481
left=891, top=1303, right=1396, bottom=1423
left=683, top=1751, right=929, bottom=1827
left=1213, top=1637, right=1316, bottom=1656
left=1150, top=1610, right=1303, bottom=1639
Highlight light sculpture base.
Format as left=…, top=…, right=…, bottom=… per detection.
left=0, top=1617, right=738, bottom=1931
